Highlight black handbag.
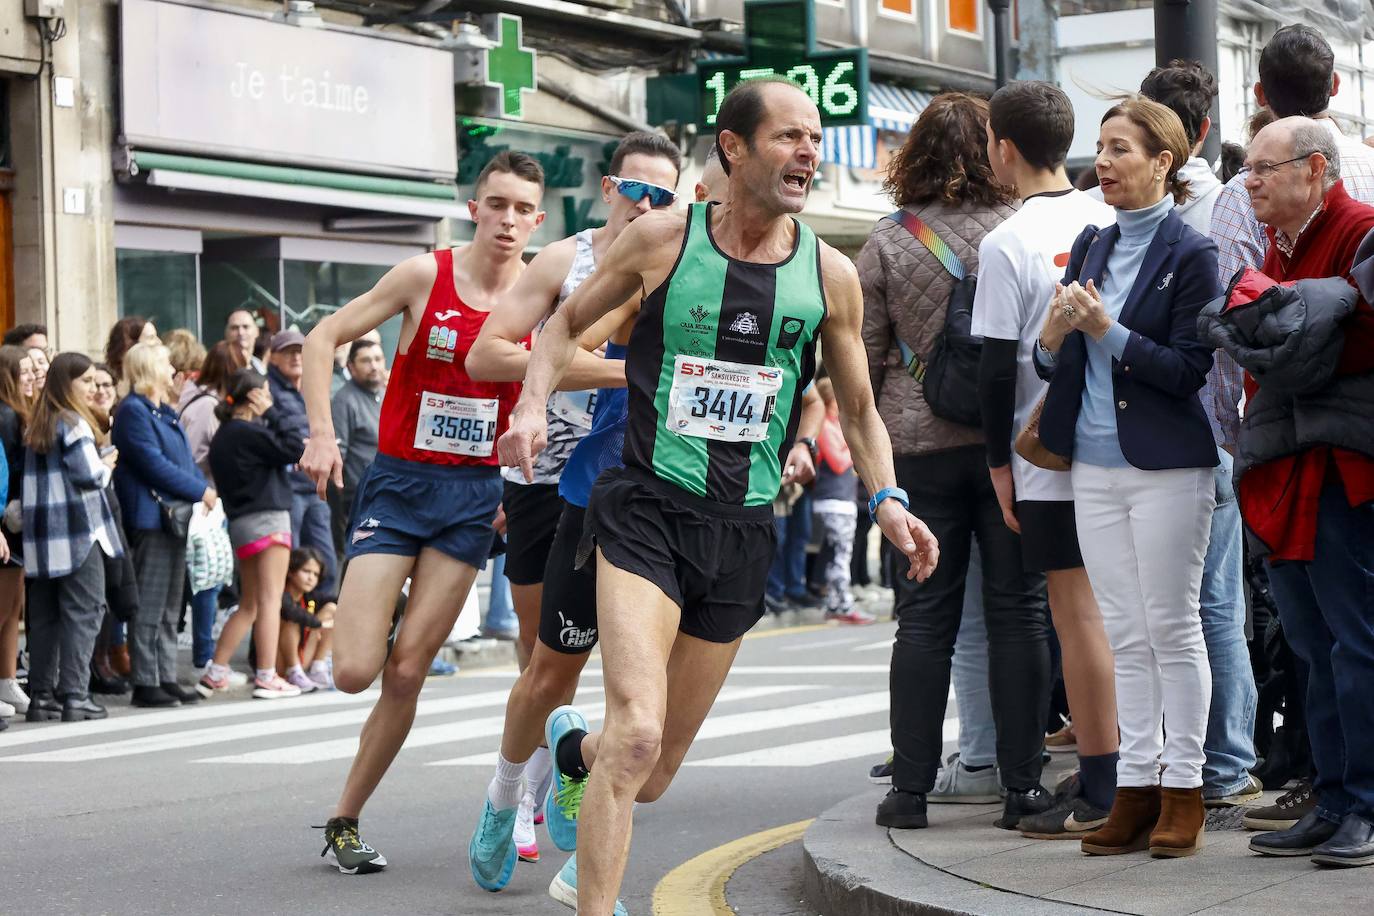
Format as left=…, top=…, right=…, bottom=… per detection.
left=150, top=489, right=194, bottom=540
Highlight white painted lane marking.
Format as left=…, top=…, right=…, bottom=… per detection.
left=687, top=719, right=959, bottom=768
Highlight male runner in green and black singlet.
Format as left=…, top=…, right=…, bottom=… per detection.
left=500, top=76, right=940, bottom=914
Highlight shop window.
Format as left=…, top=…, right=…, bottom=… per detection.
left=283, top=260, right=402, bottom=379
left=116, top=250, right=199, bottom=338
left=948, top=0, right=979, bottom=33
left=201, top=257, right=282, bottom=356
left=879, top=0, right=915, bottom=19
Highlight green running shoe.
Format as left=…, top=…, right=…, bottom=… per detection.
left=548, top=854, right=628, bottom=915
left=545, top=704, right=589, bottom=851
left=320, top=817, right=387, bottom=874
left=469, top=799, right=518, bottom=891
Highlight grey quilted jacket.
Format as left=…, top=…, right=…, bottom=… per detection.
left=858, top=199, right=1016, bottom=457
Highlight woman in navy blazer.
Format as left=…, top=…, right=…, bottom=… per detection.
left=112, top=341, right=216, bottom=709
left=1033, top=98, right=1221, bottom=859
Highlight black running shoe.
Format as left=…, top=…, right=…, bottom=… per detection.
left=1019, top=796, right=1111, bottom=840
left=320, top=817, right=387, bottom=874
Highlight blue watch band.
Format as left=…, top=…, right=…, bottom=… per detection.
left=868, top=486, right=910, bottom=522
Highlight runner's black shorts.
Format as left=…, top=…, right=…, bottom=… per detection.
left=501, top=480, right=562, bottom=585
left=1015, top=499, right=1084, bottom=572
left=584, top=466, right=776, bottom=645
left=538, top=501, right=600, bottom=654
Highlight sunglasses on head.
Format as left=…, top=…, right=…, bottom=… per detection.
left=608, top=176, right=677, bottom=209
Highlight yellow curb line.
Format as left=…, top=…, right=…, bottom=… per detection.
left=651, top=818, right=814, bottom=916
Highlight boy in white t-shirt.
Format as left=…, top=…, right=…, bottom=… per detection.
left=971, top=81, right=1121, bottom=839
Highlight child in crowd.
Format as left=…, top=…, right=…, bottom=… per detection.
left=276, top=546, right=336, bottom=692
left=813, top=377, right=874, bottom=626
left=198, top=368, right=304, bottom=700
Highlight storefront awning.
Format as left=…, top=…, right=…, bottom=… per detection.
left=822, top=83, right=932, bottom=170
left=130, top=152, right=472, bottom=222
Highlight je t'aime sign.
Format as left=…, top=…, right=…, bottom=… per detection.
left=119, top=0, right=457, bottom=179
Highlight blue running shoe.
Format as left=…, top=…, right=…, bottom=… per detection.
left=468, top=799, right=518, bottom=892
left=547, top=855, right=628, bottom=915
left=544, top=705, right=589, bottom=852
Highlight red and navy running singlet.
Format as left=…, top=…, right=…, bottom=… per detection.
left=377, top=248, right=526, bottom=467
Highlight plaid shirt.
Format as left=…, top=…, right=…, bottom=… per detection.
left=1206, top=119, right=1374, bottom=451
left=22, top=416, right=122, bottom=579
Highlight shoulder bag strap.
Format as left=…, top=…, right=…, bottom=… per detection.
left=881, top=210, right=969, bottom=380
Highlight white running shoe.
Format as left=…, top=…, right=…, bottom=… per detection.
left=0, top=677, right=30, bottom=714
left=226, top=669, right=249, bottom=687
left=515, top=791, right=539, bottom=863
left=309, top=659, right=334, bottom=690
left=252, top=673, right=301, bottom=699
left=0, top=698, right=13, bottom=718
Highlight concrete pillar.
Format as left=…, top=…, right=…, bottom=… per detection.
left=8, top=0, right=116, bottom=357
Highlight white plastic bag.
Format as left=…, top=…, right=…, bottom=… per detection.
left=187, top=502, right=234, bottom=594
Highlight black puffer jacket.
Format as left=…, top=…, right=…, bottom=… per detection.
left=1198, top=267, right=1371, bottom=481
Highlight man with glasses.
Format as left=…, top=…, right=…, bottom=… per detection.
left=462, top=131, right=682, bottom=898
left=1217, top=116, right=1374, bottom=868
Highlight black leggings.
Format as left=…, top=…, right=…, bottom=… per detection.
left=889, top=446, right=1052, bottom=794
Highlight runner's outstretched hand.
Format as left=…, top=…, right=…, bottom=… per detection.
left=498, top=403, right=549, bottom=484
left=299, top=436, right=343, bottom=500
left=874, top=501, right=939, bottom=582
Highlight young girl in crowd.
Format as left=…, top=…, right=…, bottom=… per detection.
left=199, top=368, right=305, bottom=700
left=276, top=547, right=336, bottom=692
left=0, top=345, right=32, bottom=716
left=21, top=353, right=123, bottom=722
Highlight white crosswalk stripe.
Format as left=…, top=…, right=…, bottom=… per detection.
left=687, top=718, right=959, bottom=768
left=0, top=666, right=920, bottom=773
left=200, top=684, right=803, bottom=766
left=428, top=690, right=888, bottom=767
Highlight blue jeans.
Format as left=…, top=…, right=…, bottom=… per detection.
left=1265, top=478, right=1374, bottom=822
left=484, top=554, right=517, bottom=634
left=190, top=585, right=221, bottom=669
left=952, top=543, right=997, bottom=768
left=768, top=493, right=812, bottom=600
left=290, top=489, right=337, bottom=598
left=1199, top=449, right=1259, bottom=797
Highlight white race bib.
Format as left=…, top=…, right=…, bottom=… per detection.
left=666, top=355, right=782, bottom=443
left=549, top=390, right=597, bottom=430
left=414, top=391, right=499, bottom=457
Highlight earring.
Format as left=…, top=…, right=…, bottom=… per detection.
left=1155, top=174, right=1164, bottom=182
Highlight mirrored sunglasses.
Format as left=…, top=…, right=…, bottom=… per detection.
left=609, top=176, right=677, bottom=208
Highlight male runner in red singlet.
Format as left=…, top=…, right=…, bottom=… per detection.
left=297, top=152, right=546, bottom=874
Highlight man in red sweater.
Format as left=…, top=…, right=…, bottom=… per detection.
left=1240, top=117, right=1374, bottom=867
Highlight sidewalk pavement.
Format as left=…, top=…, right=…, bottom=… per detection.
left=804, top=768, right=1372, bottom=915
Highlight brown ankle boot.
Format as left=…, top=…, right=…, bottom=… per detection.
left=110, top=644, right=132, bottom=678
left=1149, top=787, right=1205, bottom=858
left=1081, top=786, right=1161, bottom=856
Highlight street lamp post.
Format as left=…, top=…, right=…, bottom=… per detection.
left=986, top=0, right=1015, bottom=88
left=1154, top=0, right=1221, bottom=160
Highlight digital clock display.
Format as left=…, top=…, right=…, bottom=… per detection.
left=697, top=0, right=869, bottom=129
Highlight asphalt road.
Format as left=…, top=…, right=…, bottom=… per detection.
left=2, top=617, right=938, bottom=916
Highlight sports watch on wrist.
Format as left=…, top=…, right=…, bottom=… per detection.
left=797, top=436, right=818, bottom=460
left=867, top=486, right=910, bottom=522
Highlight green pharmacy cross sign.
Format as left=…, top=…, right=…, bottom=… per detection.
left=699, top=0, right=868, bottom=128
left=485, top=14, right=536, bottom=120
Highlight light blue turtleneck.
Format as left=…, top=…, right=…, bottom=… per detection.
left=1073, top=193, right=1174, bottom=467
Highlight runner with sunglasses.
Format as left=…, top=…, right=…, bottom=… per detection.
left=463, top=132, right=684, bottom=897
left=500, top=76, right=940, bottom=914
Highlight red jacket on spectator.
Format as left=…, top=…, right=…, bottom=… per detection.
left=1241, top=181, right=1374, bottom=561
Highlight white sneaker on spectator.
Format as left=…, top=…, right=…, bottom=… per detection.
left=0, top=698, right=14, bottom=718
left=226, top=669, right=249, bottom=687
left=930, top=753, right=1005, bottom=804
left=285, top=667, right=318, bottom=693
left=0, top=677, right=29, bottom=714
left=309, top=659, right=334, bottom=690
left=252, top=673, right=301, bottom=699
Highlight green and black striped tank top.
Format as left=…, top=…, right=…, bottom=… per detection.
left=623, top=202, right=827, bottom=507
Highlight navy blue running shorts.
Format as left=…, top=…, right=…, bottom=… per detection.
left=346, top=453, right=502, bottom=570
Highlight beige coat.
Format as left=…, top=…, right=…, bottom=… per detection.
left=858, top=198, right=1015, bottom=458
